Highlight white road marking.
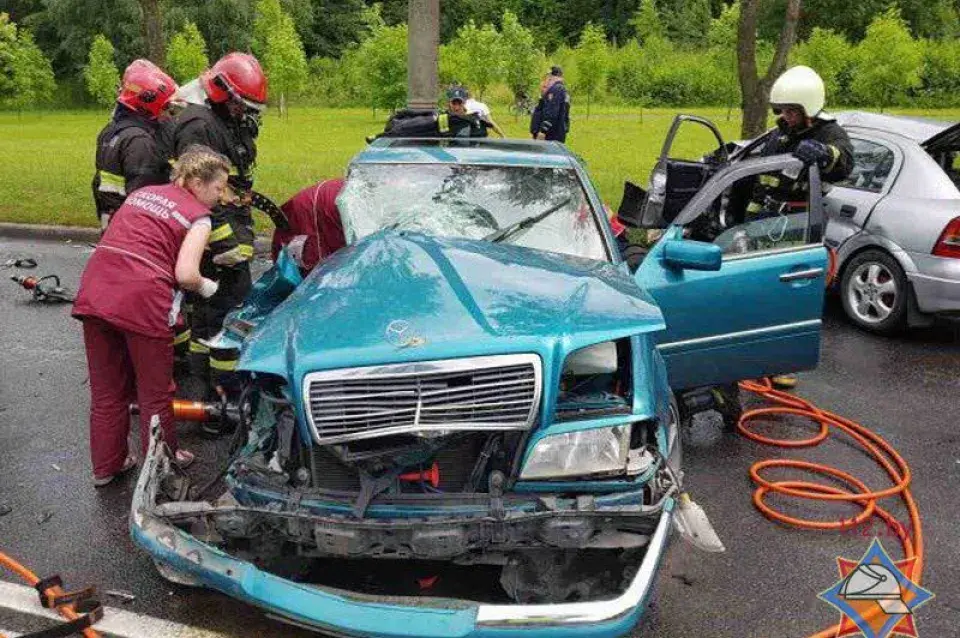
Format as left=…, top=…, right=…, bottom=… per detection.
left=0, top=581, right=228, bottom=638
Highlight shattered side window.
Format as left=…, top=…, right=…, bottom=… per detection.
left=338, top=163, right=609, bottom=262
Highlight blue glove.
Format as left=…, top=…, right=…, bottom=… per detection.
left=793, top=139, right=833, bottom=169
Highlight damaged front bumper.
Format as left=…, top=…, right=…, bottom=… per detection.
left=130, top=434, right=675, bottom=638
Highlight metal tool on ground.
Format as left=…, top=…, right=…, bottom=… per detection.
left=11, top=275, right=75, bottom=303
left=129, top=398, right=240, bottom=424
left=2, top=258, right=38, bottom=269
left=0, top=550, right=103, bottom=638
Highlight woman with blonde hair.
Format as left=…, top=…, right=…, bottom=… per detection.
left=73, top=145, right=229, bottom=486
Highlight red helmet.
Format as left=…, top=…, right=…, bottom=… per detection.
left=201, top=53, right=268, bottom=110
left=117, top=59, right=178, bottom=119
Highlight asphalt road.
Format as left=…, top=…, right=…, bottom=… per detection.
left=0, top=237, right=957, bottom=637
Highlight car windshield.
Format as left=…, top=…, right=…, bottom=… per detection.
left=338, top=163, right=609, bottom=262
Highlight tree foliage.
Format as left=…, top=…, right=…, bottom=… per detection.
left=445, top=20, right=504, bottom=98
left=850, top=8, right=922, bottom=111
left=84, top=33, right=119, bottom=106
left=165, top=21, right=208, bottom=83
left=355, top=21, right=407, bottom=111
left=256, top=0, right=308, bottom=113
left=0, top=13, right=56, bottom=109
left=629, top=0, right=663, bottom=45
left=499, top=10, right=540, bottom=101
left=574, top=22, right=607, bottom=115
left=661, top=0, right=712, bottom=46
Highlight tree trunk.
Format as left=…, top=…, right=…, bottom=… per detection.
left=737, top=0, right=802, bottom=139
left=139, top=0, right=165, bottom=67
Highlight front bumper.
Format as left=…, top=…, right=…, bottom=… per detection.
left=131, top=434, right=674, bottom=638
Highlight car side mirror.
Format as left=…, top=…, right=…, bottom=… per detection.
left=662, top=239, right=722, bottom=271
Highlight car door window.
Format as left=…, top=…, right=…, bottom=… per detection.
left=687, top=170, right=814, bottom=257
left=836, top=139, right=895, bottom=193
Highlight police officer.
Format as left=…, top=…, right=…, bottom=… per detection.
left=752, top=65, right=853, bottom=388
left=93, top=60, right=178, bottom=230
left=530, top=66, right=571, bottom=143
left=161, top=52, right=267, bottom=410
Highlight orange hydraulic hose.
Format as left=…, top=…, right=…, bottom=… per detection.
left=0, top=550, right=101, bottom=638
left=737, top=378, right=923, bottom=638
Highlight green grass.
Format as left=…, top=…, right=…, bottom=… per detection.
left=2, top=105, right=959, bottom=228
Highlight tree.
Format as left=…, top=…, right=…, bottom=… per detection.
left=737, top=0, right=803, bottom=138
left=356, top=22, right=407, bottom=112
left=165, top=21, right=208, bottom=83
left=84, top=34, right=119, bottom=107
left=661, top=0, right=712, bottom=46
left=629, top=0, right=663, bottom=45
left=137, top=0, right=164, bottom=66
left=792, top=27, right=853, bottom=102
left=446, top=20, right=504, bottom=99
left=252, top=0, right=284, bottom=59
left=574, top=22, right=608, bottom=116
left=851, top=8, right=922, bottom=111
left=499, top=11, right=540, bottom=104
left=708, top=1, right=741, bottom=117
left=0, top=13, right=56, bottom=110
left=165, top=0, right=254, bottom=61
left=262, top=9, right=308, bottom=114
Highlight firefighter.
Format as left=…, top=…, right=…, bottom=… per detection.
left=73, top=146, right=231, bottom=486
left=161, top=53, right=268, bottom=408
left=92, top=60, right=178, bottom=230
left=530, top=66, right=571, bottom=143
left=750, top=65, right=853, bottom=389
left=270, top=179, right=346, bottom=275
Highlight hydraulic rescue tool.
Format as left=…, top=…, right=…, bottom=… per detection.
left=11, top=274, right=75, bottom=303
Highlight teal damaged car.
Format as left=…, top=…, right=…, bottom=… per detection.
left=131, top=139, right=828, bottom=637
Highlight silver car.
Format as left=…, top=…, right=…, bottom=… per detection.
left=824, top=112, right=960, bottom=333
left=630, top=113, right=960, bottom=335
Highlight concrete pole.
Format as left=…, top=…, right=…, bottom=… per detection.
left=407, top=0, right=440, bottom=110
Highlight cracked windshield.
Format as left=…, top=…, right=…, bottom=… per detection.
left=338, top=163, right=608, bottom=262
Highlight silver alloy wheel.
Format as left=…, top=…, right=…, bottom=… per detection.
left=847, top=262, right=898, bottom=324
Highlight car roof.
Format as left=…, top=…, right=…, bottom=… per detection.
left=352, top=138, right=577, bottom=169
left=834, top=111, right=954, bottom=144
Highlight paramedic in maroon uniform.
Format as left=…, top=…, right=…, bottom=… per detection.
left=270, top=178, right=346, bottom=274
left=73, top=146, right=230, bottom=486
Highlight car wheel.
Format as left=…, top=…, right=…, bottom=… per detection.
left=840, top=250, right=908, bottom=334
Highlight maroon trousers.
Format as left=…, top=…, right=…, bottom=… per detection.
left=82, top=317, right=177, bottom=478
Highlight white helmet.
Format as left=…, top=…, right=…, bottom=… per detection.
left=769, top=65, right=825, bottom=117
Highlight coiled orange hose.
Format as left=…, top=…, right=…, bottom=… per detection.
left=737, top=378, right=923, bottom=638
left=0, top=550, right=101, bottom=638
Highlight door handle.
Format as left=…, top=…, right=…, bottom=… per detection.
left=780, top=268, right=824, bottom=282
left=839, top=204, right=857, bottom=218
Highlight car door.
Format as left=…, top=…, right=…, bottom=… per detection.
left=635, top=156, right=828, bottom=390
left=640, top=115, right=729, bottom=228
left=823, top=136, right=902, bottom=252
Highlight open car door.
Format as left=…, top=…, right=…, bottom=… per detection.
left=634, top=155, right=828, bottom=391
left=637, top=115, right=730, bottom=229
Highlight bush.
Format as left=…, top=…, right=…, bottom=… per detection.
left=166, top=21, right=208, bottom=84
left=84, top=34, right=119, bottom=108
left=916, top=38, right=960, bottom=107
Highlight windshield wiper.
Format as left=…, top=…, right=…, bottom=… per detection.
left=483, top=198, right=573, bottom=244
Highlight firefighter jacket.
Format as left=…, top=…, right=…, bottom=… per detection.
left=746, top=117, right=854, bottom=219
left=92, top=107, right=164, bottom=223
left=163, top=103, right=258, bottom=266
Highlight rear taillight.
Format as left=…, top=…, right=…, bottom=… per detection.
left=933, top=217, right=960, bottom=258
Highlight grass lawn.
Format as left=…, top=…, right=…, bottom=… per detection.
left=1, top=105, right=958, bottom=229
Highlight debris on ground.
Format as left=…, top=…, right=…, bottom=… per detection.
left=36, top=510, right=53, bottom=525
left=105, top=590, right=137, bottom=604
left=0, top=504, right=11, bottom=517
left=51, top=463, right=61, bottom=472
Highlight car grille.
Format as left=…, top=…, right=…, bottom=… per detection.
left=303, top=354, right=542, bottom=444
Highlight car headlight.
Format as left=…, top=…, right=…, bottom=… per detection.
left=520, top=425, right=630, bottom=480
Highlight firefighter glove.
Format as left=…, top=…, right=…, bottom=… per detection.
left=794, top=139, right=833, bottom=169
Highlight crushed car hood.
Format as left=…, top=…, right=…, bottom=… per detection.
left=239, top=231, right=664, bottom=378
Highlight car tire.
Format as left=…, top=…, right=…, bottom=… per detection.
left=840, top=250, right=908, bottom=334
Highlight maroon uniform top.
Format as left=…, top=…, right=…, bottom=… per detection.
left=73, top=183, right=211, bottom=338
left=271, top=179, right=346, bottom=273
